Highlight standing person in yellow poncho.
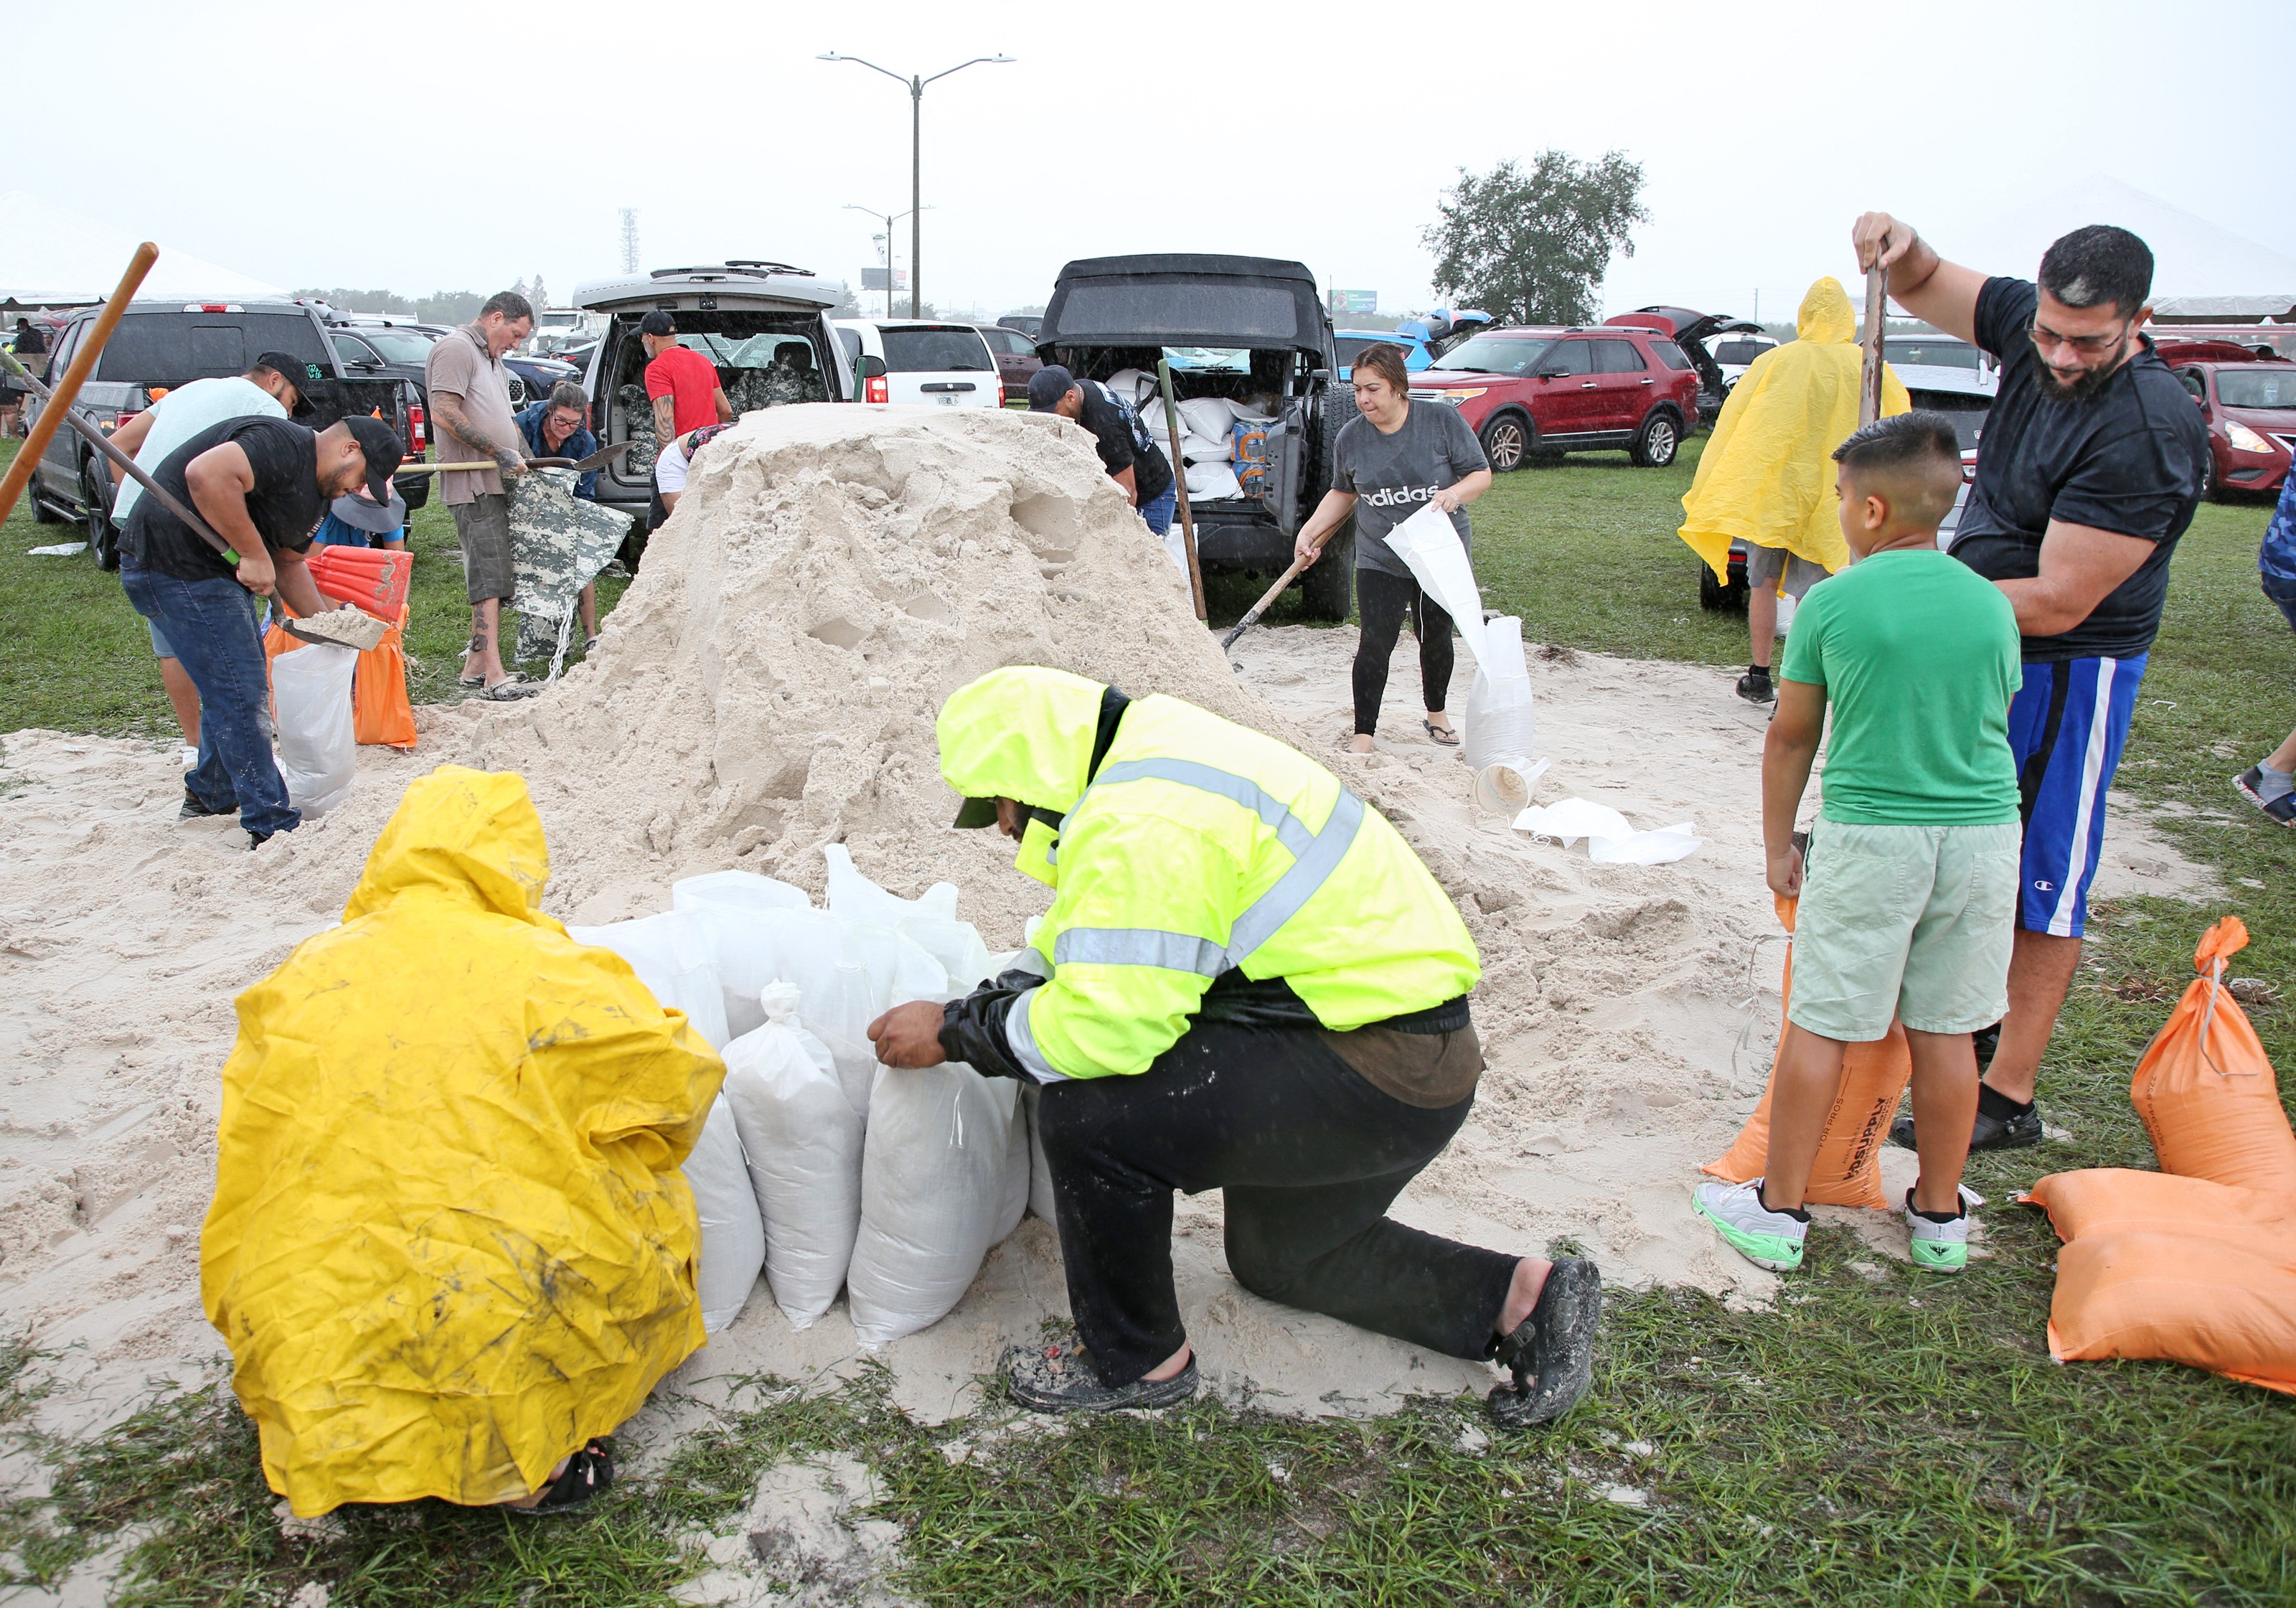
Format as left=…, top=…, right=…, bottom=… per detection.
left=1679, top=277, right=1910, bottom=704
left=201, top=767, right=724, bottom=1518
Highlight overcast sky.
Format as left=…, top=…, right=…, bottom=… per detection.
left=11, top=0, right=2293, bottom=324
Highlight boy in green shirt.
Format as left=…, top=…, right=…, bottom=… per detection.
left=1696, top=414, right=2023, bottom=1275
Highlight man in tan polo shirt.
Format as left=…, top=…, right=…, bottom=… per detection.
left=425, top=291, right=536, bottom=698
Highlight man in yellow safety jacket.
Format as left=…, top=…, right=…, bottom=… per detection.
left=866, top=667, right=1602, bottom=1424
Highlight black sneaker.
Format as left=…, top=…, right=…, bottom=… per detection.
left=247, top=831, right=273, bottom=851
left=2234, top=766, right=2296, bottom=826
left=1736, top=670, right=1775, bottom=705
left=1889, top=1096, right=2043, bottom=1153
left=1488, top=1256, right=1601, bottom=1429
left=178, top=793, right=235, bottom=821
left=1003, top=1335, right=1199, bottom=1414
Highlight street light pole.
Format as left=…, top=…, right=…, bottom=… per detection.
left=820, top=51, right=1015, bottom=319
left=842, top=202, right=931, bottom=316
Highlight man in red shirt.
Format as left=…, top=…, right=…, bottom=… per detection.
left=641, top=312, right=730, bottom=453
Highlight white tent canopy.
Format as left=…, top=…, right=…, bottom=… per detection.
left=1933, top=175, right=2296, bottom=303
left=0, top=189, right=283, bottom=307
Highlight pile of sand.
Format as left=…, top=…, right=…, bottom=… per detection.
left=0, top=403, right=2218, bottom=1437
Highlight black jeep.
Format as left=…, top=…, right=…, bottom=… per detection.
left=1037, top=254, right=1356, bottom=621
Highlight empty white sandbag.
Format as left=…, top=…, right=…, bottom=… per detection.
left=685, top=1094, right=766, bottom=1334
left=568, top=911, right=731, bottom=1049
left=845, top=1063, right=1022, bottom=1346
left=720, top=983, right=864, bottom=1328
left=672, top=869, right=812, bottom=916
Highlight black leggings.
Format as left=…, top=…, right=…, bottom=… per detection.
left=1035, top=1018, right=1518, bottom=1386
left=1353, top=568, right=1454, bottom=735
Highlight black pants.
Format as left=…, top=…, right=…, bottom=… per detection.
left=1035, top=1019, right=1519, bottom=1386
left=1353, top=568, right=1454, bottom=735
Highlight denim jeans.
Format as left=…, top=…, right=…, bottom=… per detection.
left=121, top=563, right=299, bottom=839
left=1138, top=484, right=1185, bottom=579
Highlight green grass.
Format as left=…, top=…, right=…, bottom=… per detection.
left=3, top=433, right=2293, bottom=1605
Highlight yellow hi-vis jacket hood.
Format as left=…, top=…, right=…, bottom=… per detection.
left=201, top=766, right=724, bottom=1516
left=1677, top=276, right=1911, bottom=579
left=938, top=667, right=1479, bottom=1080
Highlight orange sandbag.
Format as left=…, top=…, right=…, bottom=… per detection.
left=351, top=605, right=416, bottom=750
left=2025, top=1167, right=2296, bottom=1261
left=304, top=545, right=411, bottom=619
left=2130, top=918, right=2296, bottom=1193
left=1703, top=896, right=1913, bottom=1209
left=2046, top=1229, right=2296, bottom=1394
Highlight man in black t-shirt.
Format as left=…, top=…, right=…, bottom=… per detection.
left=118, top=414, right=403, bottom=847
left=1851, top=214, right=2204, bottom=1156
left=1026, top=366, right=1179, bottom=570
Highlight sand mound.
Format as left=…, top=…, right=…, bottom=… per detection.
left=0, top=403, right=2217, bottom=1437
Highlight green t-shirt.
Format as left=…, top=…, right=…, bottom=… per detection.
left=1779, top=547, right=2023, bottom=824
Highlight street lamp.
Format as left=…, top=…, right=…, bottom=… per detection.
left=819, top=50, right=1015, bottom=319
left=842, top=202, right=931, bottom=317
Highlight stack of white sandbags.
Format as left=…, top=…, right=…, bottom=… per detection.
left=568, top=849, right=1035, bottom=1343
left=1105, top=369, right=1274, bottom=500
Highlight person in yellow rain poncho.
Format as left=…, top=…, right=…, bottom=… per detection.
left=1679, top=276, right=1910, bottom=705
left=201, top=766, right=724, bottom=1518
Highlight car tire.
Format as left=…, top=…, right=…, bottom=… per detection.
left=1631, top=410, right=1680, bottom=468
left=1479, top=412, right=1531, bottom=473
left=2198, top=450, right=2221, bottom=502
left=31, top=486, right=66, bottom=524
left=82, top=459, right=119, bottom=570
left=1300, top=527, right=1355, bottom=623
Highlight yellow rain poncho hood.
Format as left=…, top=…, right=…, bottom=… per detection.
left=201, top=766, right=724, bottom=1515
left=1678, top=277, right=1910, bottom=578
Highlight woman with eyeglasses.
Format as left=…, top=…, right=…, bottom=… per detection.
left=1850, top=213, right=2208, bottom=1164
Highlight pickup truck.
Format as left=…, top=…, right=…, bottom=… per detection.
left=24, top=298, right=427, bottom=568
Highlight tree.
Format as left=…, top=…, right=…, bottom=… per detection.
left=1422, top=151, right=1649, bottom=326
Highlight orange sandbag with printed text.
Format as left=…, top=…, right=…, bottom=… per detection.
left=2128, top=918, right=2296, bottom=1193
left=2025, top=1169, right=2296, bottom=1394
left=1703, top=896, right=1912, bottom=1208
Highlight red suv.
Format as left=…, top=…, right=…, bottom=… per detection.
left=1406, top=326, right=1700, bottom=471
left=2158, top=340, right=2296, bottom=499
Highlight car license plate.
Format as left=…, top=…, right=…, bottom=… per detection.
left=936, top=395, right=957, bottom=405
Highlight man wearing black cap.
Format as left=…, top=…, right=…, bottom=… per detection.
left=118, top=412, right=402, bottom=848
left=1027, top=365, right=1177, bottom=568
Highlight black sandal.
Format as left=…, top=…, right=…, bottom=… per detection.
left=1487, top=1256, right=1601, bottom=1429
left=506, top=1439, right=613, bottom=1518
left=1423, top=719, right=1460, bottom=747
left=1003, top=1335, right=1199, bottom=1414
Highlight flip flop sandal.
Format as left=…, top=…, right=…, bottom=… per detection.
left=1487, top=1256, right=1602, bottom=1429
left=507, top=1439, right=613, bottom=1518
left=458, top=636, right=487, bottom=688
left=478, top=679, right=540, bottom=701
left=1003, top=1335, right=1199, bottom=1414
left=1423, top=720, right=1460, bottom=747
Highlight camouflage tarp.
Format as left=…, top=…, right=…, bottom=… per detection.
left=616, top=383, right=659, bottom=479
left=508, top=469, right=632, bottom=676
left=724, top=362, right=826, bottom=415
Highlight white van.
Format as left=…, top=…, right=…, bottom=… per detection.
left=831, top=320, right=1002, bottom=408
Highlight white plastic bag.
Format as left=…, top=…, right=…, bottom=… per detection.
left=685, top=1094, right=766, bottom=1334
left=271, top=641, right=357, bottom=816
left=1382, top=502, right=1490, bottom=667
left=568, top=911, right=731, bottom=1048
left=673, top=870, right=811, bottom=916
left=824, top=845, right=957, bottom=927
left=845, top=1063, right=1022, bottom=1345
left=720, top=983, right=864, bottom=1328
left=1463, top=614, right=1538, bottom=776
left=1020, top=1082, right=1059, bottom=1224
left=1512, top=799, right=1703, bottom=865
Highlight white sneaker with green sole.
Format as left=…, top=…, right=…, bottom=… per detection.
left=1903, top=1185, right=1979, bottom=1274
left=1693, top=1179, right=1807, bottom=1271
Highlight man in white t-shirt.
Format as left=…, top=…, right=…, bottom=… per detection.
left=103, top=353, right=309, bottom=761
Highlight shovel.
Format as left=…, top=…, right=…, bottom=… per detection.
left=397, top=441, right=626, bottom=476
left=1219, top=553, right=1313, bottom=651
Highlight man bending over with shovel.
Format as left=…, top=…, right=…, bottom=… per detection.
left=867, top=667, right=1601, bottom=1426
left=118, top=412, right=401, bottom=849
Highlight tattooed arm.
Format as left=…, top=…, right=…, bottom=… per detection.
left=652, top=394, right=677, bottom=448
left=433, top=390, right=524, bottom=476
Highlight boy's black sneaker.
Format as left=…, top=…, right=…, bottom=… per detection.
left=1736, top=668, right=1775, bottom=705
left=1890, top=1089, right=2043, bottom=1152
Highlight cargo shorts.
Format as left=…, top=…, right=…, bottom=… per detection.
left=1789, top=819, right=2020, bottom=1042
left=1744, top=540, right=1828, bottom=600
left=451, top=493, right=515, bottom=606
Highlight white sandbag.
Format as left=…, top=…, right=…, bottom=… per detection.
left=1512, top=799, right=1703, bottom=865
left=1185, top=461, right=1244, bottom=501
left=673, top=870, right=811, bottom=916
left=1462, top=614, right=1538, bottom=776
left=996, top=1094, right=1030, bottom=1244
left=568, top=911, right=731, bottom=1048
left=824, top=844, right=959, bottom=926
left=898, top=917, right=996, bottom=994
left=845, top=1063, right=1022, bottom=1345
left=1020, top=1082, right=1058, bottom=1224
left=720, top=983, right=864, bottom=1328
left=1381, top=502, right=1490, bottom=666
left=1106, top=368, right=1159, bottom=410
left=697, top=906, right=946, bottom=1051
left=1176, top=395, right=1236, bottom=441
left=1181, top=433, right=1232, bottom=465
left=685, top=1094, right=766, bottom=1333
left=270, top=641, right=358, bottom=816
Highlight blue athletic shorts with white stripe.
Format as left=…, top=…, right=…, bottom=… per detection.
left=2008, top=654, right=2146, bottom=938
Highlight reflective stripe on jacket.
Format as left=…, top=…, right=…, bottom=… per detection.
left=937, top=667, right=1480, bottom=1080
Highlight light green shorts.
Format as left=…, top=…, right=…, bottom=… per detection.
left=1789, top=819, right=2020, bottom=1042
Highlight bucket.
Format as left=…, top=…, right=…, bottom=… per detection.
left=1472, top=755, right=1551, bottom=815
